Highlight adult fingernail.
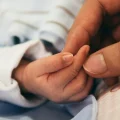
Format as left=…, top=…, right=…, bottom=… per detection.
left=84, top=54, right=107, bottom=74
left=63, top=53, right=73, bottom=62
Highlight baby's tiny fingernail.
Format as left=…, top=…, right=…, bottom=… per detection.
left=63, top=53, right=73, bottom=62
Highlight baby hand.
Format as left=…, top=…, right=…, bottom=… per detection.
left=14, top=45, right=93, bottom=103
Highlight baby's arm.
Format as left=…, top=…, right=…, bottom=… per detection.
left=13, top=45, right=93, bottom=103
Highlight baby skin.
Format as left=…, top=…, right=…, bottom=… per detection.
left=13, top=45, right=93, bottom=103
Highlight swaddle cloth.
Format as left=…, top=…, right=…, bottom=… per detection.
left=66, top=95, right=97, bottom=120
left=0, top=95, right=97, bottom=120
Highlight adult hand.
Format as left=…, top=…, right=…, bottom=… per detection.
left=64, top=0, right=120, bottom=55
left=63, top=0, right=120, bottom=85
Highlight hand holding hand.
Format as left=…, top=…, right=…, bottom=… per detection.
left=13, top=45, right=93, bottom=103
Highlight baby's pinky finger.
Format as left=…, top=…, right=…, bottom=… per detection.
left=67, top=77, right=93, bottom=102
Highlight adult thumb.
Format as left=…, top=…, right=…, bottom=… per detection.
left=83, top=42, right=120, bottom=78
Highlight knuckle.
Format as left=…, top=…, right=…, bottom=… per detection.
left=71, top=67, right=79, bottom=77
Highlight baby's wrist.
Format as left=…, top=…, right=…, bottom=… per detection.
left=12, top=59, right=30, bottom=92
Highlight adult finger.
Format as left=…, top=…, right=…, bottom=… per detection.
left=63, top=0, right=120, bottom=54
left=84, top=42, right=120, bottom=78
left=63, top=0, right=104, bottom=54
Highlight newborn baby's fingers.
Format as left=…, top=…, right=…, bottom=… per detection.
left=67, top=77, right=93, bottom=102
left=63, top=69, right=87, bottom=99
left=26, top=52, right=74, bottom=78
left=48, top=45, right=90, bottom=88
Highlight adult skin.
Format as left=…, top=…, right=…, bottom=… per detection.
left=63, top=0, right=120, bottom=85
